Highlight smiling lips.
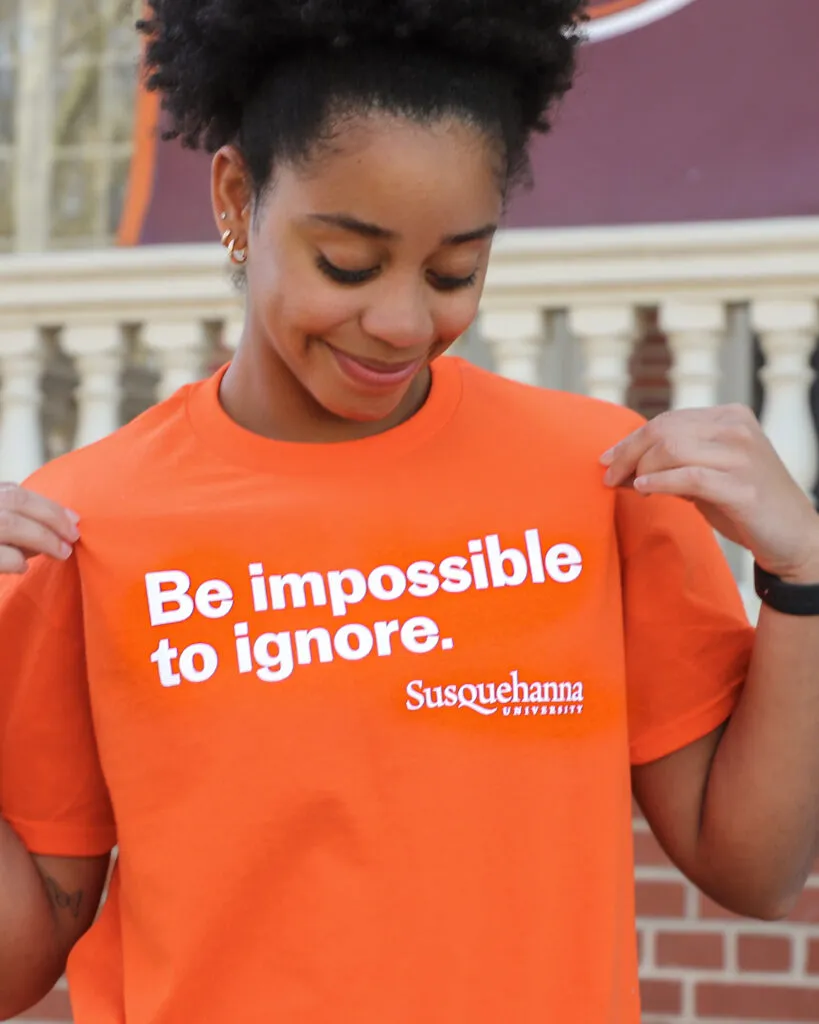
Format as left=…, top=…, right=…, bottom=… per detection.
left=328, top=345, right=424, bottom=390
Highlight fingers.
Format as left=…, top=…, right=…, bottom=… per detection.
left=632, top=466, right=742, bottom=501
left=601, top=406, right=759, bottom=488
left=0, top=507, right=75, bottom=560
left=627, top=437, right=745, bottom=484
left=0, top=483, right=81, bottom=573
left=0, top=545, right=29, bottom=575
left=602, top=420, right=667, bottom=487
left=0, top=484, right=80, bottom=542
left=597, top=404, right=816, bottom=573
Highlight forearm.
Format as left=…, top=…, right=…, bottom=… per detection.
left=698, top=593, right=819, bottom=918
left=0, top=817, right=66, bottom=1020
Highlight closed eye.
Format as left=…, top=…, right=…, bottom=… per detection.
left=428, top=270, right=478, bottom=292
left=316, top=255, right=479, bottom=292
left=316, top=255, right=377, bottom=285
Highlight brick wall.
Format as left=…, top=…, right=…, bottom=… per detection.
left=635, top=808, right=819, bottom=1023
left=627, top=318, right=673, bottom=420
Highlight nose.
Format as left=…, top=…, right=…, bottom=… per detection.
left=360, top=280, right=436, bottom=352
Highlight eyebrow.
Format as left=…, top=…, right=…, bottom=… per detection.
left=306, top=213, right=497, bottom=246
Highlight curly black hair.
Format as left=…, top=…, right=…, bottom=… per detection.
left=137, top=1, right=587, bottom=198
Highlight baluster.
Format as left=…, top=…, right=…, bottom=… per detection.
left=142, top=319, right=208, bottom=402
left=0, top=325, right=45, bottom=481
left=661, top=301, right=758, bottom=611
left=62, top=324, right=125, bottom=449
left=479, top=309, right=544, bottom=386
left=661, top=302, right=726, bottom=409
left=752, top=300, right=819, bottom=496
left=733, top=300, right=819, bottom=622
left=568, top=306, right=637, bottom=406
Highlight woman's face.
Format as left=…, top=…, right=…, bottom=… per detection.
left=213, top=114, right=503, bottom=426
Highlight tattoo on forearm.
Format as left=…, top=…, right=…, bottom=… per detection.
left=44, top=876, right=83, bottom=919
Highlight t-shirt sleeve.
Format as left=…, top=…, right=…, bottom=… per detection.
left=0, top=553, right=116, bottom=857
left=616, top=488, right=755, bottom=766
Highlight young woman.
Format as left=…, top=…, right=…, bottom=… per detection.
left=2, top=1, right=819, bottom=1021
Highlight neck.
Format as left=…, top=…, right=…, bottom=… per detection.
left=218, top=333, right=431, bottom=444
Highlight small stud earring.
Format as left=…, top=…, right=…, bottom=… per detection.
left=220, top=211, right=228, bottom=221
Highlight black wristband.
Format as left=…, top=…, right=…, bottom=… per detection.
left=754, top=562, right=819, bottom=616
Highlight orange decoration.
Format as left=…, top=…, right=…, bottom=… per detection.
left=588, top=0, right=651, bottom=17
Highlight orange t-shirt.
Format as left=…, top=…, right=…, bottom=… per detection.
left=0, top=356, right=753, bottom=1023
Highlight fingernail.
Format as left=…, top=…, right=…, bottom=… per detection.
left=603, top=468, right=616, bottom=487
left=60, top=542, right=73, bottom=559
left=65, top=511, right=81, bottom=541
left=600, top=449, right=615, bottom=466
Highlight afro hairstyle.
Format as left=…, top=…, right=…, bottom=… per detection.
left=137, top=0, right=588, bottom=196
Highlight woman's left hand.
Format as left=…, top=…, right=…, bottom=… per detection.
left=601, top=404, right=819, bottom=583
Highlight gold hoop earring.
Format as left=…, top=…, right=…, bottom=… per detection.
left=228, top=238, right=248, bottom=265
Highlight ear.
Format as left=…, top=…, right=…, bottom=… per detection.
left=211, top=146, right=253, bottom=240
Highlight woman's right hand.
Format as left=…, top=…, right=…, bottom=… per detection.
left=0, top=484, right=81, bottom=575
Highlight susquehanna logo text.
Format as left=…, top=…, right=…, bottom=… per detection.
left=406, top=671, right=585, bottom=717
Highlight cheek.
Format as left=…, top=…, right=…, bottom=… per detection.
left=261, top=271, right=362, bottom=342
left=432, top=292, right=482, bottom=344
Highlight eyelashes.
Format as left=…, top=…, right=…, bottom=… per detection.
left=316, top=255, right=478, bottom=292
left=316, top=256, right=375, bottom=285
left=433, top=270, right=479, bottom=292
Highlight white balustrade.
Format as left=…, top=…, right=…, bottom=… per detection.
left=661, top=302, right=726, bottom=410
left=568, top=306, right=637, bottom=406
left=0, top=219, right=817, bottom=606
left=0, top=325, right=45, bottom=482
left=142, top=319, right=208, bottom=402
left=61, top=324, right=125, bottom=450
left=479, top=309, right=545, bottom=385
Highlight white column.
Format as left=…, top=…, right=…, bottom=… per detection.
left=752, top=300, right=819, bottom=496
left=661, top=301, right=726, bottom=409
left=568, top=306, right=637, bottom=406
left=479, top=309, right=545, bottom=386
left=661, top=301, right=756, bottom=612
left=62, top=324, right=124, bottom=449
left=0, top=326, right=44, bottom=482
left=734, top=300, right=819, bottom=623
left=14, top=0, right=57, bottom=252
left=142, top=319, right=207, bottom=402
